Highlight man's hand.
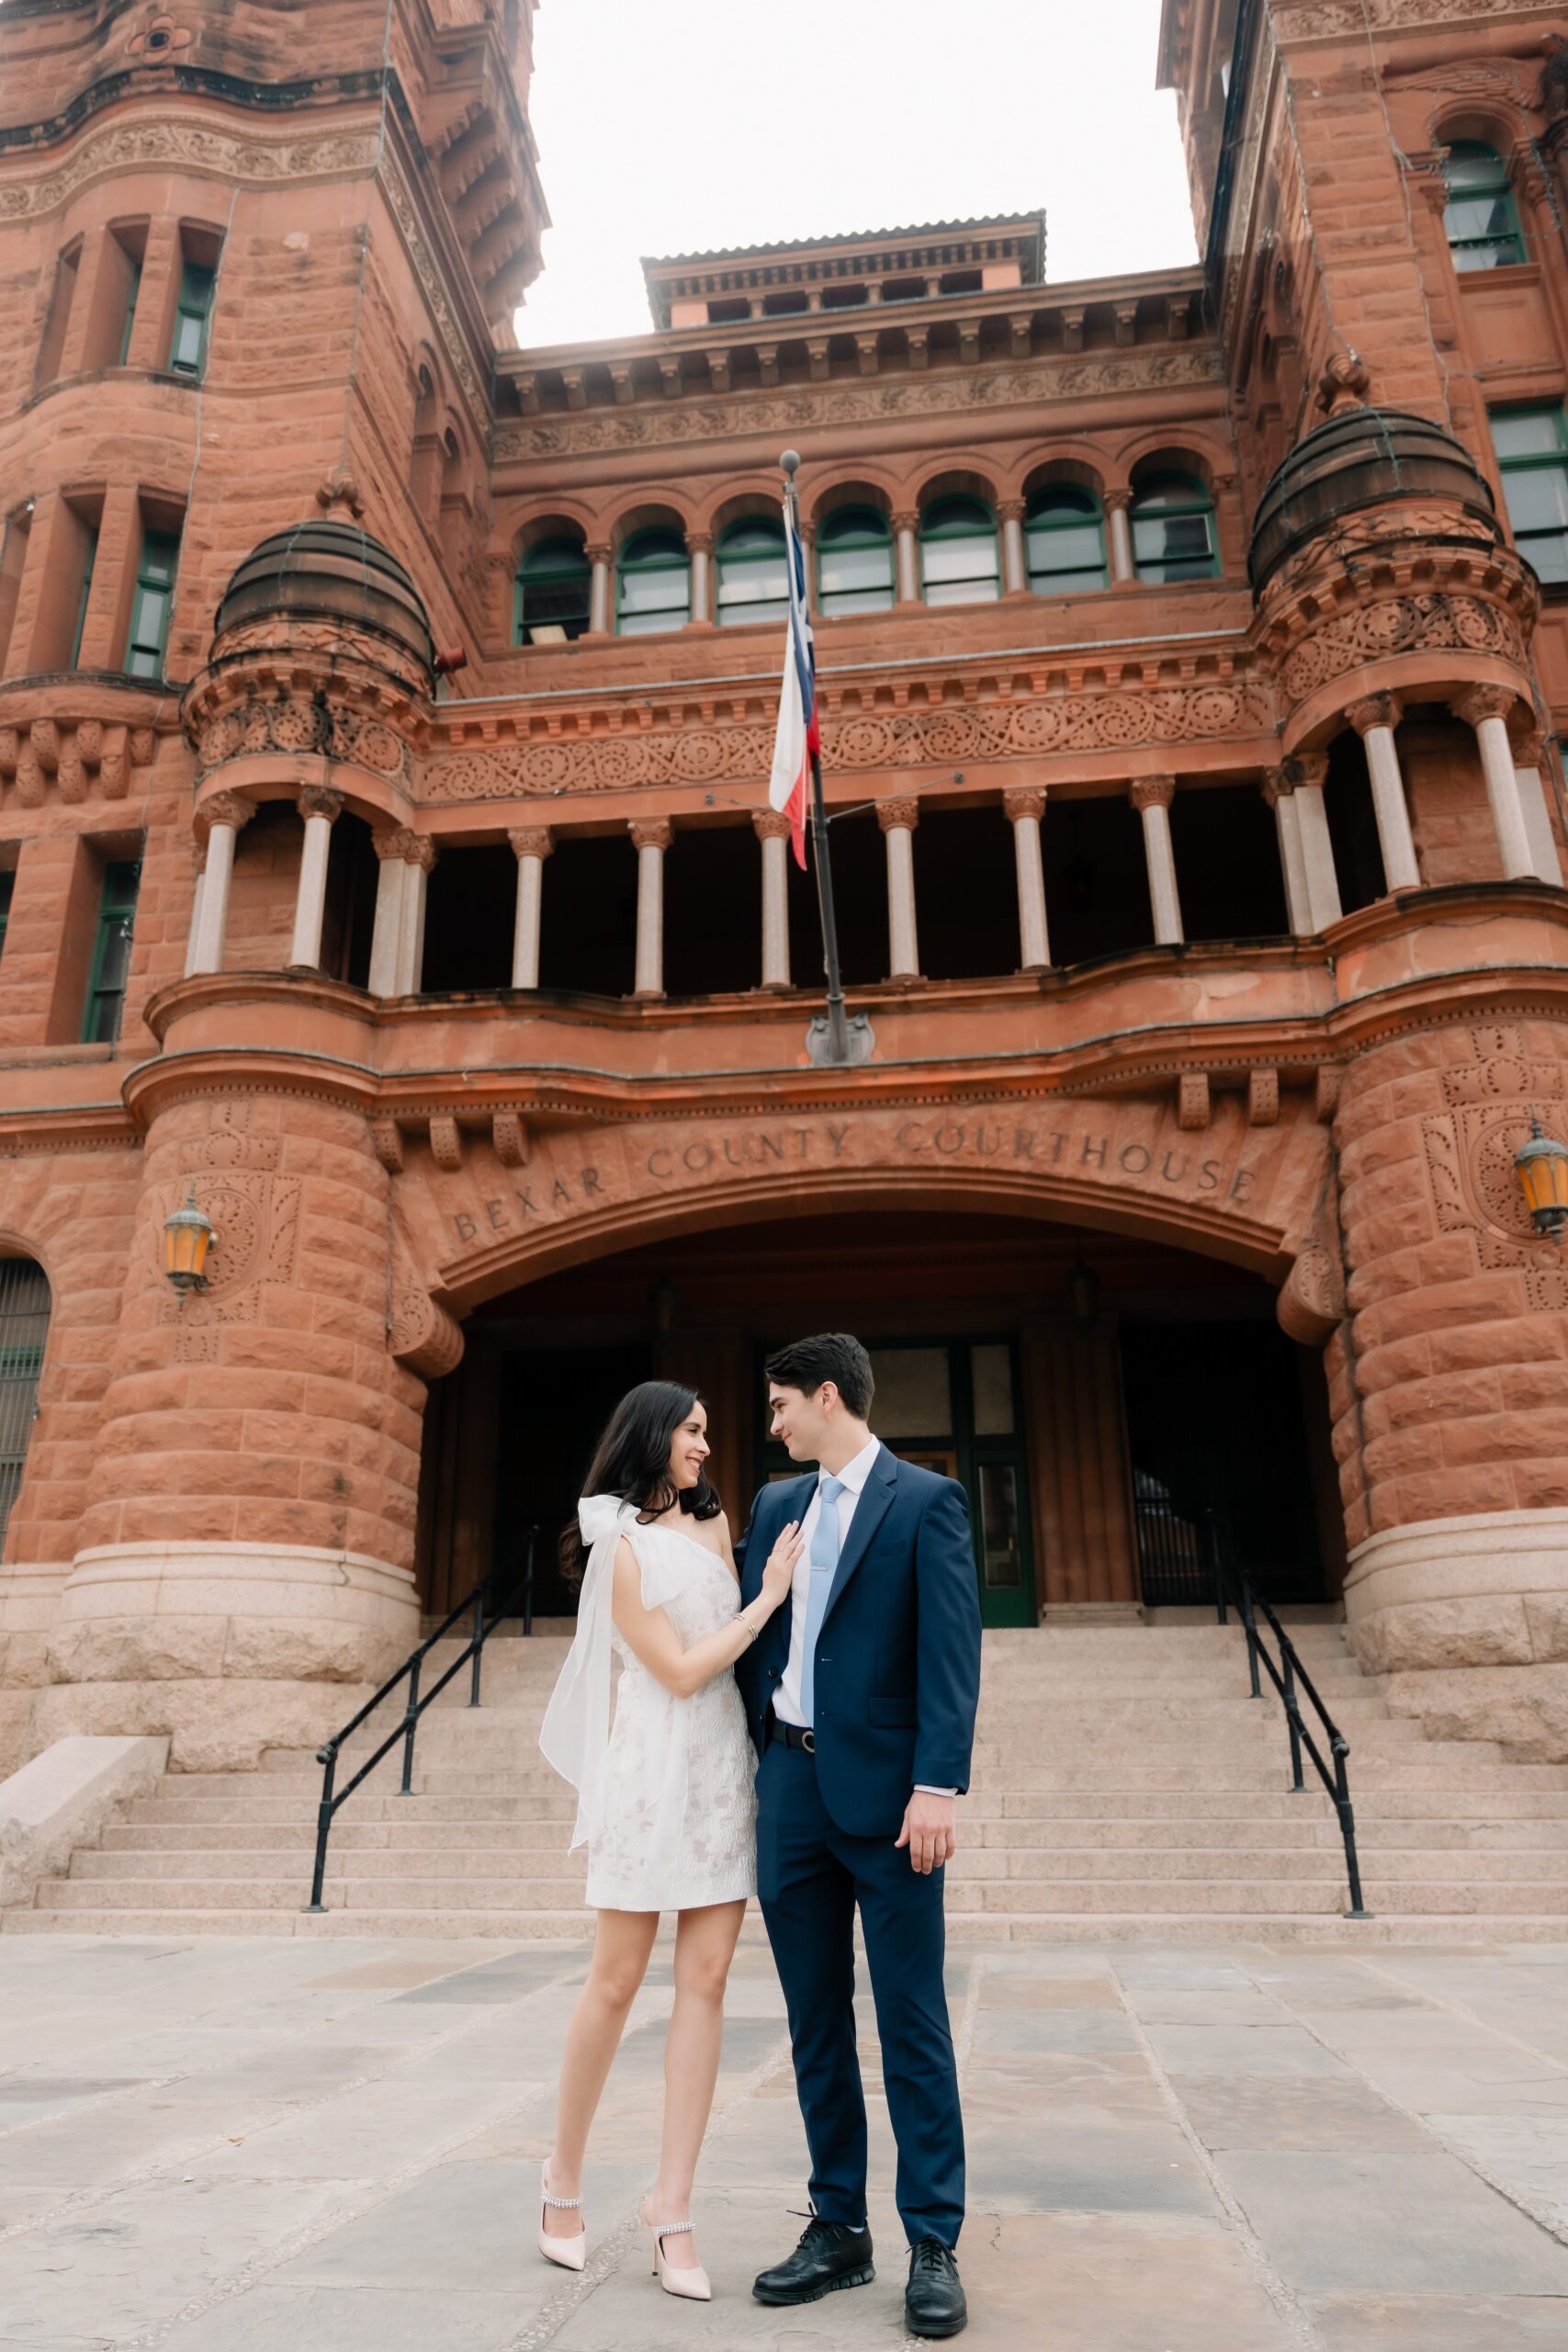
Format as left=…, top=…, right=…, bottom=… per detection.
left=895, top=1791, right=956, bottom=1875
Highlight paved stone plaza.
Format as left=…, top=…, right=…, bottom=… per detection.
left=0, top=1936, right=1566, bottom=2348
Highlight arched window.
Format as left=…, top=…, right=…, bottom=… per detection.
left=514, top=538, right=591, bottom=643
left=0, top=1256, right=50, bottom=1555
left=616, top=527, right=690, bottom=636
left=716, top=518, right=788, bottom=626
left=817, top=506, right=895, bottom=616
left=919, top=494, right=999, bottom=605
left=1443, top=141, right=1525, bottom=271
left=1026, top=485, right=1108, bottom=594
left=1131, top=473, right=1219, bottom=583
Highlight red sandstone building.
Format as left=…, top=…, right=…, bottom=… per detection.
left=5, top=0, right=1568, bottom=1817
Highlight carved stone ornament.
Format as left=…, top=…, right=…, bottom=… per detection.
left=1315, top=351, right=1371, bottom=416
left=1247, top=1069, right=1280, bottom=1128
left=389, top=1230, right=465, bottom=1381
left=423, top=682, right=1279, bottom=805
left=492, top=1112, right=529, bottom=1169
left=491, top=345, right=1225, bottom=464
left=507, top=827, right=553, bottom=861
left=0, top=114, right=381, bottom=223
left=1273, top=594, right=1529, bottom=714
left=1452, top=684, right=1517, bottom=729
left=1178, top=1073, right=1211, bottom=1132
left=298, top=785, right=345, bottom=823
left=1129, top=776, right=1176, bottom=813
left=752, top=808, right=793, bottom=841
left=1278, top=1216, right=1347, bottom=1349
left=1345, top=693, right=1404, bottom=739
left=198, top=790, right=255, bottom=835
left=315, top=470, right=366, bottom=521
left=629, top=818, right=673, bottom=852
left=1003, top=786, right=1047, bottom=822
left=429, top=1114, right=463, bottom=1172
left=876, top=797, right=920, bottom=833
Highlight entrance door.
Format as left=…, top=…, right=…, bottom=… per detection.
left=757, top=1338, right=1036, bottom=1627
left=1120, top=1319, right=1326, bottom=1607
left=498, top=1344, right=652, bottom=1617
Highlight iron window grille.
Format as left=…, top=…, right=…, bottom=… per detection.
left=0, top=1259, right=50, bottom=1558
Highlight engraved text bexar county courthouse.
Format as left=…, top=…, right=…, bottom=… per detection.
left=6, top=0, right=1568, bottom=1886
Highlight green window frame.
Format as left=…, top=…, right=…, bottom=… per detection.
left=0, top=869, right=13, bottom=966
left=816, top=505, right=895, bottom=616
left=118, top=261, right=141, bottom=366
left=0, top=1256, right=51, bottom=1555
left=69, top=526, right=98, bottom=668
left=919, top=494, right=1000, bottom=606
left=514, top=537, right=591, bottom=643
left=81, top=859, right=141, bottom=1045
left=1492, top=403, right=1568, bottom=585
left=168, top=259, right=216, bottom=378
left=1026, top=485, right=1108, bottom=594
left=123, top=529, right=180, bottom=678
left=716, top=518, right=788, bottom=627
left=615, top=527, right=690, bottom=636
left=1443, top=141, right=1526, bottom=272
left=1131, top=472, right=1219, bottom=583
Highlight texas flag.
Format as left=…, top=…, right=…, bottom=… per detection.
left=767, top=504, right=817, bottom=870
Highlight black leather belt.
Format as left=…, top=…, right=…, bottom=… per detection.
left=766, top=1709, right=816, bottom=1754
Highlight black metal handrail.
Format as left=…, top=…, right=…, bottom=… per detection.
left=1207, top=1513, right=1371, bottom=1921
left=303, top=1527, right=536, bottom=1913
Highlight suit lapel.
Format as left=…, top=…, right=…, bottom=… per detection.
left=822, top=1444, right=897, bottom=1625
left=758, top=1474, right=815, bottom=1672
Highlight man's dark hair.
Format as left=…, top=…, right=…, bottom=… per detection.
left=764, top=1332, right=875, bottom=1419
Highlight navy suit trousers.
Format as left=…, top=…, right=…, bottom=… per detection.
left=756, top=1739, right=964, bottom=2248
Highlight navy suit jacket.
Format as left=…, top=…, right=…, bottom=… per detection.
left=734, top=1445, right=983, bottom=1838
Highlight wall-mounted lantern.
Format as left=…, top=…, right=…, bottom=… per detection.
left=1515, top=1114, right=1568, bottom=1242
left=162, top=1187, right=219, bottom=1295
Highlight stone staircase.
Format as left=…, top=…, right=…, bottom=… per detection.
left=8, top=1623, right=1568, bottom=1940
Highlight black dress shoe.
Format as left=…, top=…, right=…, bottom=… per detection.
left=752, top=2217, right=874, bottom=2304
left=906, top=2237, right=966, bottom=2337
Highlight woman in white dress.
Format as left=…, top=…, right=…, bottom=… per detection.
left=536, top=1379, right=803, bottom=2301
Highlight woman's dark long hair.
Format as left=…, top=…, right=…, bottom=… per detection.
left=558, top=1379, right=721, bottom=1586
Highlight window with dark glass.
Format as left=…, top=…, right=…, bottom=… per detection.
left=0, top=868, right=13, bottom=965
left=69, top=527, right=99, bottom=668
left=816, top=506, right=895, bottom=616
left=1443, top=141, right=1526, bottom=271
left=123, top=529, right=179, bottom=676
left=919, top=494, right=1000, bottom=605
left=616, top=527, right=690, bottom=636
left=0, top=1257, right=51, bottom=1555
left=82, top=858, right=141, bottom=1043
left=514, top=538, right=591, bottom=643
left=716, top=518, right=788, bottom=627
left=1131, top=473, right=1219, bottom=582
left=168, top=259, right=216, bottom=377
left=1026, top=485, right=1108, bottom=594
left=118, top=260, right=142, bottom=365
left=1492, top=404, right=1568, bottom=584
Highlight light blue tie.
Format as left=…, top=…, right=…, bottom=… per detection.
left=799, top=1476, right=844, bottom=1730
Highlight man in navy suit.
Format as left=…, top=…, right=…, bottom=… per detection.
left=734, top=1332, right=982, bottom=2340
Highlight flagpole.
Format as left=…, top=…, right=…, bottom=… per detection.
left=780, top=450, right=874, bottom=1070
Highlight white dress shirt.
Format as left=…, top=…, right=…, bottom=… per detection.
left=772, top=1433, right=956, bottom=1799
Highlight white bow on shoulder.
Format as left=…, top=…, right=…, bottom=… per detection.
left=537, top=1494, right=637, bottom=1849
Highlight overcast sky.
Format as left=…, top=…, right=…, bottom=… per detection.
left=515, top=0, right=1197, bottom=349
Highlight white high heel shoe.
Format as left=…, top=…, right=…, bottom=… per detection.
left=645, top=2210, right=712, bottom=2301
left=538, top=2161, right=586, bottom=2273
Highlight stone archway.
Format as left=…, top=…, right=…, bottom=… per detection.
left=389, top=1087, right=1336, bottom=1339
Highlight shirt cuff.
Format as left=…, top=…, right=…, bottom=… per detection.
left=913, top=1785, right=958, bottom=1798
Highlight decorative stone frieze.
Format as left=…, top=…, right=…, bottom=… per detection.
left=0, top=716, right=156, bottom=806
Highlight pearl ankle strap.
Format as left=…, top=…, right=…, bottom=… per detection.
left=542, top=2189, right=582, bottom=2211
left=652, top=2220, right=694, bottom=2235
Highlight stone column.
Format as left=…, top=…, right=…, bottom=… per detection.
left=1003, top=786, right=1051, bottom=970
left=878, top=797, right=921, bottom=978
left=288, top=786, right=343, bottom=971
left=1347, top=695, right=1420, bottom=893
left=183, top=845, right=207, bottom=980
left=1286, top=753, right=1344, bottom=932
left=1509, top=727, right=1564, bottom=886
left=1131, top=776, right=1183, bottom=946
left=507, top=827, right=552, bottom=990
left=368, top=829, right=435, bottom=997
left=1263, top=771, right=1312, bottom=936
left=1454, top=686, right=1538, bottom=882
left=630, top=818, right=672, bottom=999
left=1104, top=488, right=1135, bottom=585
left=586, top=543, right=612, bottom=637
left=998, top=498, right=1027, bottom=595
left=189, top=792, right=253, bottom=976
left=893, top=509, right=920, bottom=605
left=687, top=531, right=714, bottom=626
left=753, top=808, right=793, bottom=990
